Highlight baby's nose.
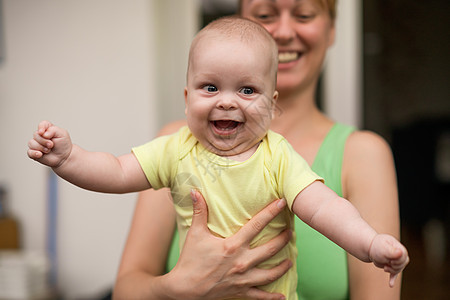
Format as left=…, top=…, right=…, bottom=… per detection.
left=216, top=95, right=237, bottom=110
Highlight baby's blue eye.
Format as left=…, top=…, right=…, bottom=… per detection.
left=241, top=87, right=254, bottom=95
left=203, top=85, right=218, bottom=92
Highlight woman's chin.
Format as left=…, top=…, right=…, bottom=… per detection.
left=276, top=72, right=315, bottom=95
left=276, top=79, right=303, bottom=93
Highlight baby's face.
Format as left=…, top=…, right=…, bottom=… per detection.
left=185, top=35, right=278, bottom=158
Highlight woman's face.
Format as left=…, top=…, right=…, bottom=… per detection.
left=241, top=0, right=335, bottom=94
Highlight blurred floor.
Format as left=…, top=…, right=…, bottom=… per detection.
left=401, top=224, right=450, bottom=300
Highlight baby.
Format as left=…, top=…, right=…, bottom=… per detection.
left=28, top=16, right=409, bottom=299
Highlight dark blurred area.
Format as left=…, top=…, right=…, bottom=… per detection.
left=364, top=0, right=450, bottom=299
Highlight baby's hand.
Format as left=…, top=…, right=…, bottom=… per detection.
left=369, top=234, right=409, bottom=288
left=27, top=121, right=73, bottom=168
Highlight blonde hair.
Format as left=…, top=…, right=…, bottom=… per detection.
left=318, top=0, right=337, bottom=20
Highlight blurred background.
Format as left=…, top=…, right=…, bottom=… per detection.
left=0, top=0, right=448, bottom=299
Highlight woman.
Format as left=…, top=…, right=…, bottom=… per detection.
left=113, top=0, right=401, bottom=299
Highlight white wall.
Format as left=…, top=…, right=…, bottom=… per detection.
left=0, top=0, right=158, bottom=298
left=153, top=0, right=200, bottom=128
left=323, top=0, right=362, bottom=127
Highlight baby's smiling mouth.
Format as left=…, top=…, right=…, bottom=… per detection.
left=211, top=120, right=242, bottom=135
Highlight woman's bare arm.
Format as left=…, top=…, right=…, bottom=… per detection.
left=343, top=131, right=402, bottom=299
left=114, top=188, right=177, bottom=298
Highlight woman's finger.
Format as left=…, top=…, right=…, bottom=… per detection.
left=245, top=287, right=287, bottom=300
left=241, top=259, right=292, bottom=288
left=189, top=189, right=209, bottom=233
left=233, top=199, right=286, bottom=245
left=245, top=228, right=292, bottom=267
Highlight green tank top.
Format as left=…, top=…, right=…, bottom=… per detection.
left=165, top=123, right=355, bottom=300
left=296, top=123, right=355, bottom=300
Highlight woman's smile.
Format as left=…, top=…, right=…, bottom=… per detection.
left=278, top=51, right=301, bottom=63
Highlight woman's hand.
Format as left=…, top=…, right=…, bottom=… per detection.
left=162, top=190, right=292, bottom=300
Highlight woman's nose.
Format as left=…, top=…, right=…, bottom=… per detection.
left=271, top=13, right=295, bottom=44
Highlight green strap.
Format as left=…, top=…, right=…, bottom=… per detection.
left=312, top=123, right=356, bottom=196
left=296, top=123, right=356, bottom=300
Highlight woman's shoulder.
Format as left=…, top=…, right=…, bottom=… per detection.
left=157, top=119, right=188, bottom=137
left=342, top=129, right=396, bottom=191
left=342, top=130, right=396, bottom=202
left=345, top=129, right=393, bottom=159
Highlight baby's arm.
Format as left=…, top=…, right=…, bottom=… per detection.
left=28, top=121, right=151, bottom=193
left=292, top=181, right=409, bottom=287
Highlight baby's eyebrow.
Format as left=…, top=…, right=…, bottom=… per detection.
left=191, top=73, right=219, bottom=82
left=240, top=76, right=266, bottom=86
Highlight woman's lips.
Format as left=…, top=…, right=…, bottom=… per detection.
left=278, top=51, right=301, bottom=70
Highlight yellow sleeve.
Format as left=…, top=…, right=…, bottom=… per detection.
left=131, top=133, right=178, bottom=190
left=273, top=139, right=323, bottom=210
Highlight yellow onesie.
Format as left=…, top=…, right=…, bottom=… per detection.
left=132, top=126, right=322, bottom=299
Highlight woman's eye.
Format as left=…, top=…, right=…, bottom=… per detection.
left=251, top=7, right=276, bottom=22
left=203, top=85, right=218, bottom=92
left=240, top=87, right=254, bottom=95
left=295, top=14, right=313, bottom=21
left=256, top=13, right=272, bottom=20
left=293, top=7, right=316, bottom=22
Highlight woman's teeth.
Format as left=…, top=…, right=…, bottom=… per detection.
left=278, top=52, right=299, bottom=63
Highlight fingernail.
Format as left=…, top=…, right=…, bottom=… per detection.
left=190, top=189, right=197, bottom=203
left=277, top=199, right=286, bottom=209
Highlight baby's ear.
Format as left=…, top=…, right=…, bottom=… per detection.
left=271, top=91, right=279, bottom=119
left=184, top=87, right=188, bottom=115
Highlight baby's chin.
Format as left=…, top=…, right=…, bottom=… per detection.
left=205, top=140, right=261, bottom=162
